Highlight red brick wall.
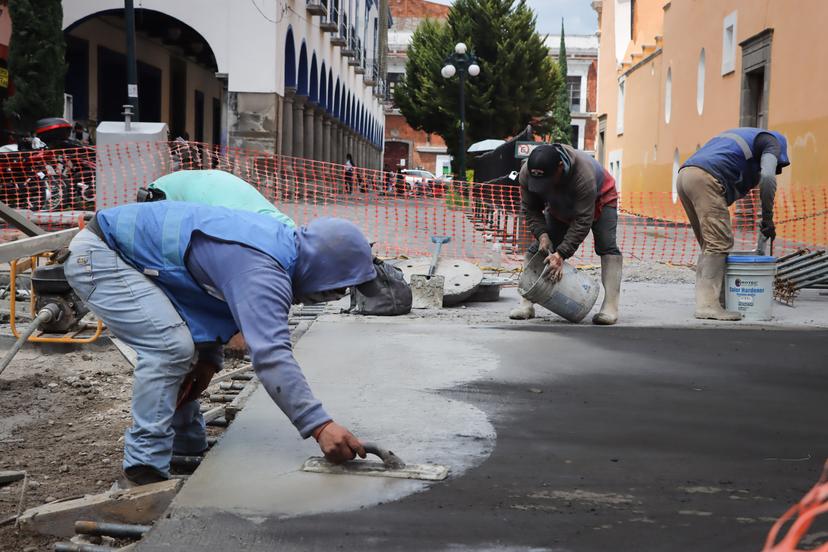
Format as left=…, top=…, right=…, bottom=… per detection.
left=389, top=0, right=450, bottom=21
left=585, top=60, right=598, bottom=151
left=385, top=112, right=447, bottom=171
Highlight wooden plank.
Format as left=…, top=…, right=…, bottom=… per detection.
left=0, top=470, right=26, bottom=485
left=17, top=479, right=182, bottom=538
left=0, top=201, right=47, bottom=237
left=0, top=229, right=79, bottom=264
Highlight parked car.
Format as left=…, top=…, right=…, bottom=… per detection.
left=401, top=169, right=437, bottom=195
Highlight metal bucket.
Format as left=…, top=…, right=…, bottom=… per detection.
left=518, top=252, right=600, bottom=323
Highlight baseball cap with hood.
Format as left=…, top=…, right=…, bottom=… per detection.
left=526, top=144, right=572, bottom=194
left=291, top=218, right=382, bottom=301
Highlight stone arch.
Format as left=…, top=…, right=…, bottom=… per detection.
left=309, top=53, right=319, bottom=103
left=327, top=69, right=334, bottom=112
left=334, top=80, right=341, bottom=119
left=63, top=3, right=225, bottom=73
left=297, top=41, right=309, bottom=96
left=285, top=27, right=297, bottom=88
left=319, top=61, right=327, bottom=108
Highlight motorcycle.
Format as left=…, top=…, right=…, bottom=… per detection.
left=0, top=118, right=96, bottom=212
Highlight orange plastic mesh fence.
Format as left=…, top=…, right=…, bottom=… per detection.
left=763, top=459, right=828, bottom=552
left=1, top=141, right=825, bottom=265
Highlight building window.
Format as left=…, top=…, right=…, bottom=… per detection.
left=567, top=76, right=582, bottom=112
left=615, top=0, right=632, bottom=64
left=722, top=11, right=737, bottom=75
left=672, top=149, right=680, bottom=204
left=697, top=48, right=706, bottom=115
left=665, top=67, right=672, bottom=124
left=616, top=78, right=625, bottom=135
left=387, top=71, right=403, bottom=101
left=570, top=125, right=579, bottom=147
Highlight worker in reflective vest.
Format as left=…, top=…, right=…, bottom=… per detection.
left=678, top=128, right=790, bottom=320
left=64, top=202, right=381, bottom=487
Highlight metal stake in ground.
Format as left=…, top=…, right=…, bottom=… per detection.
left=410, top=236, right=451, bottom=309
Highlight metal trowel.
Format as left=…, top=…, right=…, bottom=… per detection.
left=301, top=442, right=449, bottom=481
left=410, top=236, right=451, bottom=309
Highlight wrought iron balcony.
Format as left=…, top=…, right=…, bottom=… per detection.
left=306, top=0, right=326, bottom=16
left=319, top=3, right=338, bottom=32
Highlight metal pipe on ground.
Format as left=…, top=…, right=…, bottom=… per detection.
left=170, top=455, right=203, bottom=468
left=75, top=520, right=151, bottom=539
left=776, top=250, right=821, bottom=269
left=776, top=251, right=825, bottom=276
left=54, top=543, right=116, bottom=552
left=209, top=394, right=239, bottom=403
left=0, top=305, right=58, bottom=376
left=775, top=249, right=809, bottom=264
left=780, top=261, right=828, bottom=283
left=786, top=264, right=828, bottom=285
left=793, top=274, right=828, bottom=290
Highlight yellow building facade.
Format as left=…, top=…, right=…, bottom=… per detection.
left=593, top=0, right=828, bottom=244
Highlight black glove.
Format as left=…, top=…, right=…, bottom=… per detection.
left=760, top=219, right=776, bottom=240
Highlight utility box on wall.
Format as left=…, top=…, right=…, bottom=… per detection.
left=95, top=121, right=168, bottom=209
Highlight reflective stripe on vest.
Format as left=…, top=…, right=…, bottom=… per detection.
left=719, top=132, right=753, bottom=161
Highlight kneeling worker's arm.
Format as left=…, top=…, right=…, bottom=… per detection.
left=186, top=240, right=329, bottom=434
left=186, top=238, right=364, bottom=463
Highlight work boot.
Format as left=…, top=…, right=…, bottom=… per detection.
left=695, top=253, right=742, bottom=321
left=509, top=297, right=535, bottom=320
left=593, top=255, right=622, bottom=325
left=115, top=465, right=169, bottom=489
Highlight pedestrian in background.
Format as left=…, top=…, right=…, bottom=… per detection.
left=345, top=153, right=355, bottom=193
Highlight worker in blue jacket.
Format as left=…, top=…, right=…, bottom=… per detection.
left=64, top=202, right=381, bottom=487
left=677, top=128, right=790, bottom=320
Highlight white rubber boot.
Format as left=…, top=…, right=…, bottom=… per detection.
left=593, top=255, right=622, bottom=325
left=509, top=297, right=535, bottom=320
left=695, top=253, right=742, bottom=321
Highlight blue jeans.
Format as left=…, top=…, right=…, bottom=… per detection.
left=64, top=229, right=207, bottom=476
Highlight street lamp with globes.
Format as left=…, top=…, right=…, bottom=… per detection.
left=442, top=42, right=480, bottom=182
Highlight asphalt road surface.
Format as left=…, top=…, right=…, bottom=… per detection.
left=138, top=321, right=827, bottom=551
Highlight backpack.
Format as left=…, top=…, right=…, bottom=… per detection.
left=346, top=258, right=412, bottom=315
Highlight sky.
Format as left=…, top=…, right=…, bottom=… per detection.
left=428, top=0, right=599, bottom=36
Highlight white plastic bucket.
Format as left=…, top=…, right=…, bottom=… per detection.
left=518, top=252, right=600, bottom=323
left=725, top=255, right=776, bottom=321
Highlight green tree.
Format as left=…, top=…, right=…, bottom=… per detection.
left=3, top=0, right=67, bottom=130
left=394, top=0, right=563, bottom=174
left=548, top=20, right=572, bottom=144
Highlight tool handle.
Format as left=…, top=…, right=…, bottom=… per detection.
left=362, top=442, right=406, bottom=469
left=427, top=242, right=444, bottom=277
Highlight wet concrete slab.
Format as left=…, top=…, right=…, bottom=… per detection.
left=138, top=320, right=828, bottom=551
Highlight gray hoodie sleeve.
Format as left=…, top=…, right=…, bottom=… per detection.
left=518, top=163, right=550, bottom=240
left=759, top=152, right=778, bottom=222
left=186, top=236, right=331, bottom=438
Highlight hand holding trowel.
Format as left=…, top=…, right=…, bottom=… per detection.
left=302, top=442, right=449, bottom=481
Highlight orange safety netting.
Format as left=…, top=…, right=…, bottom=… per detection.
left=763, top=459, right=828, bottom=552
left=1, top=141, right=825, bottom=265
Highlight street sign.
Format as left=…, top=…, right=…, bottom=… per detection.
left=515, top=141, right=549, bottom=159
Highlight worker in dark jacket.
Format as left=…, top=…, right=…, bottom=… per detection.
left=678, top=128, right=790, bottom=320
left=64, top=202, right=381, bottom=487
left=509, top=144, right=622, bottom=325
